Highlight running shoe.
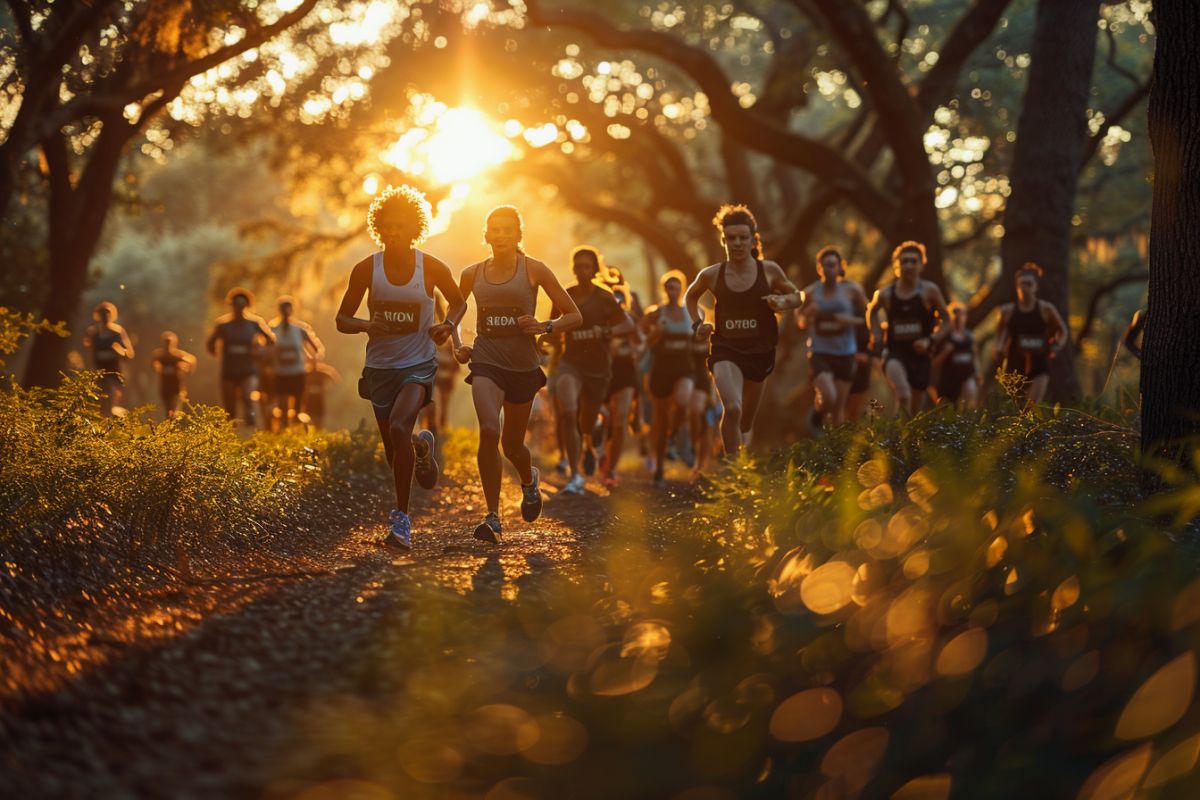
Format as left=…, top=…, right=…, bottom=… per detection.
left=386, top=509, right=412, bottom=550
left=679, top=438, right=697, bottom=469
left=653, top=466, right=665, bottom=488
left=598, top=452, right=610, bottom=476
left=807, top=409, right=825, bottom=439
left=582, top=446, right=597, bottom=476
left=412, top=429, right=439, bottom=489
left=562, top=473, right=586, bottom=495
left=474, top=512, right=501, bottom=544
left=602, top=472, right=619, bottom=490
left=521, top=467, right=543, bottom=522
left=555, top=458, right=569, bottom=475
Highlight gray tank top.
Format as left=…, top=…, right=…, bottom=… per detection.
left=471, top=255, right=540, bottom=372
left=365, top=250, right=436, bottom=369
left=809, top=283, right=857, bottom=356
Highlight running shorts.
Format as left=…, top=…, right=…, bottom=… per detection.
left=361, top=359, right=436, bottom=413
left=808, top=352, right=856, bottom=383
left=466, top=362, right=547, bottom=405
left=708, top=343, right=776, bottom=383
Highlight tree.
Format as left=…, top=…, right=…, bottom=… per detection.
left=977, top=0, right=1101, bottom=401
left=1142, top=0, right=1200, bottom=458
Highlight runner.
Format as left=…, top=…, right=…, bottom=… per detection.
left=335, top=185, right=467, bottom=550
left=685, top=204, right=803, bottom=457
left=992, top=262, right=1069, bottom=406
left=845, top=324, right=873, bottom=422
left=452, top=205, right=582, bottom=544
left=799, top=246, right=869, bottom=432
left=866, top=241, right=951, bottom=416
left=82, top=301, right=135, bottom=416
left=933, top=302, right=981, bottom=407
left=601, top=282, right=643, bottom=489
left=302, top=356, right=341, bottom=430
left=553, top=246, right=634, bottom=495
left=205, top=288, right=275, bottom=426
left=643, top=270, right=696, bottom=487
left=150, top=331, right=196, bottom=419
left=270, top=296, right=325, bottom=430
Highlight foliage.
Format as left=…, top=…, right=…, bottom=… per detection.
left=274, top=406, right=1200, bottom=799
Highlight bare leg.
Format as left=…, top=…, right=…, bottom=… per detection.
left=1026, top=374, right=1050, bottom=406
left=386, top=383, right=427, bottom=513
left=740, top=378, right=765, bottom=448
left=471, top=378, right=507, bottom=515
left=670, top=377, right=694, bottom=453
left=960, top=377, right=979, bottom=408
left=500, top=399, right=535, bottom=485
left=606, top=387, right=634, bottom=477
left=555, top=373, right=583, bottom=477
left=220, top=379, right=238, bottom=419
left=883, top=359, right=914, bottom=417
left=711, top=361, right=746, bottom=457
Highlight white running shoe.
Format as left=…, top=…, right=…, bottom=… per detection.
left=562, top=474, right=586, bottom=495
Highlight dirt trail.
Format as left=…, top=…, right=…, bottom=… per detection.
left=0, top=459, right=697, bottom=799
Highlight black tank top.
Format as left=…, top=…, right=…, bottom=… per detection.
left=713, top=260, right=778, bottom=354
left=217, top=318, right=261, bottom=377
left=1006, top=305, right=1048, bottom=357
left=942, top=332, right=975, bottom=379
left=92, top=328, right=122, bottom=370
left=562, top=287, right=617, bottom=373
left=884, top=284, right=936, bottom=356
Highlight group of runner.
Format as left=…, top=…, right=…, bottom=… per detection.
left=84, top=183, right=1075, bottom=550
left=82, top=291, right=341, bottom=426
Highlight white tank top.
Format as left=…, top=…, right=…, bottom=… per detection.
left=365, top=250, right=436, bottom=370
left=272, top=322, right=307, bottom=376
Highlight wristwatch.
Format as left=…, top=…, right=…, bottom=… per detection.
left=544, top=320, right=555, bottom=334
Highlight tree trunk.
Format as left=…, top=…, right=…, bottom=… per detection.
left=1141, top=1, right=1200, bottom=459
left=993, top=0, right=1100, bottom=402
left=24, top=125, right=126, bottom=388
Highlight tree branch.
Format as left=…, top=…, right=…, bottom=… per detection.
left=1078, top=77, right=1151, bottom=173
left=1074, top=270, right=1147, bottom=350
left=917, top=0, right=1013, bottom=117
left=523, top=0, right=898, bottom=233
left=34, top=0, right=320, bottom=140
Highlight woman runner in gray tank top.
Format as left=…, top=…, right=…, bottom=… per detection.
left=336, top=185, right=467, bottom=551
left=799, top=246, right=869, bottom=431
left=451, top=205, right=582, bottom=544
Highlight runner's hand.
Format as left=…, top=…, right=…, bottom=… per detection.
left=518, top=315, right=546, bottom=334
left=694, top=322, right=714, bottom=339
left=427, top=322, right=453, bottom=345
left=854, top=352, right=869, bottom=365
left=454, top=344, right=473, bottom=364
left=913, top=337, right=931, bottom=355
left=366, top=313, right=390, bottom=336
left=763, top=294, right=791, bottom=311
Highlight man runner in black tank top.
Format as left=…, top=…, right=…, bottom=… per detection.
left=206, top=288, right=275, bottom=427
left=992, top=262, right=1068, bottom=407
left=685, top=205, right=802, bottom=457
left=866, top=241, right=951, bottom=417
left=553, top=246, right=635, bottom=495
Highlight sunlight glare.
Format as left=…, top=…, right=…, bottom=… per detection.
left=382, top=105, right=516, bottom=185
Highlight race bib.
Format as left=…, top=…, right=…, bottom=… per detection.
left=720, top=316, right=760, bottom=339
left=375, top=301, right=421, bottom=335
left=279, top=347, right=300, bottom=363
left=661, top=334, right=690, bottom=351
left=479, top=306, right=523, bottom=337
left=952, top=352, right=974, bottom=365
left=161, top=363, right=177, bottom=375
left=815, top=316, right=845, bottom=335
left=226, top=343, right=250, bottom=356
left=1017, top=336, right=1045, bottom=352
left=569, top=325, right=606, bottom=342
left=891, top=320, right=922, bottom=341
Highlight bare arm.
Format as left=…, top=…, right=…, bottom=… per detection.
left=255, top=317, right=276, bottom=345
left=452, top=264, right=478, bottom=363
left=1044, top=301, right=1069, bottom=352
left=993, top=305, right=1012, bottom=360
left=763, top=261, right=803, bottom=311
left=116, top=326, right=134, bottom=359
left=301, top=326, right=325, bottom=361
left=205, top=324, right=220, bottom=357
left=866, top=289, right=884, bottom=357
left=927, top=284, right=952, bottom=344
left=529, top=259, right=582, bottom=333
left=685, top=267, right=717, bottom=334
left=335, top=257, right=377, bottom=335
left=1123, top=309, right=1145, bottom=358
left=427, top=255, right=467, bottom=348
left=606, top=298, right=635, bottom=336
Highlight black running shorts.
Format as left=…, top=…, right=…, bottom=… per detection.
left=607, top=356, right=639, bottom=399
left=850, top=356, right=872, bottom=394
left=466, top=362, right=547, bottom=405
left=885, top=353, right=931, bottom=391
left=708, top=343, right=776, bottom=383
left=556, top=360, right=611, bottom=407
left=808, top=351, right=856, bottom=383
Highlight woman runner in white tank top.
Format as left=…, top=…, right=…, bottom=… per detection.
left=335, top=186, right=467, bottom=551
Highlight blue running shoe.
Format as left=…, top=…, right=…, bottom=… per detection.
left=387, top=509, right=412, bottom=550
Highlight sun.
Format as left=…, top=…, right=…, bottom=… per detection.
left=381, top=104, right=516, bottom=185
